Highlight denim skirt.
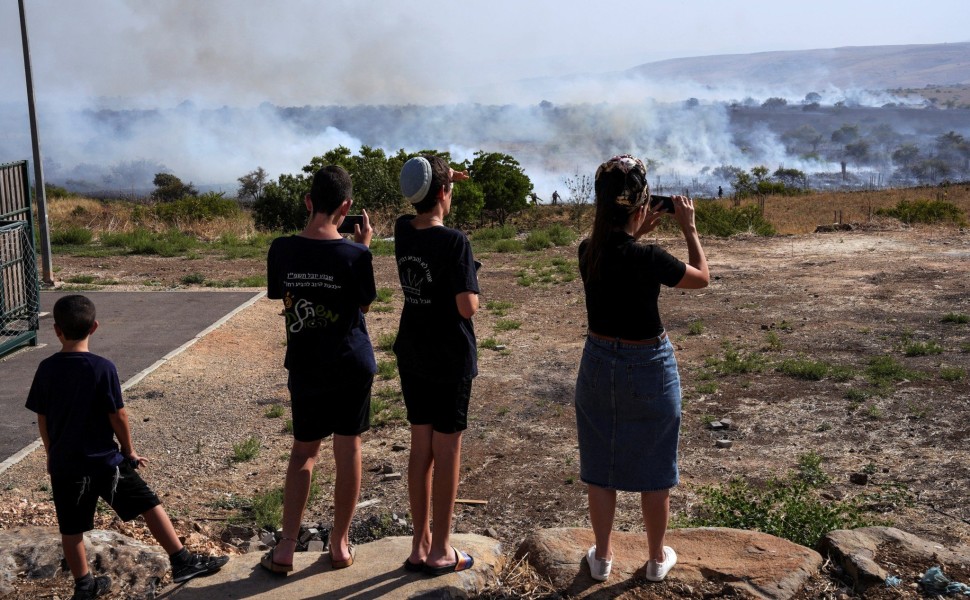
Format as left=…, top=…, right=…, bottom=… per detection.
left=574, top=334, right=682, bottom=492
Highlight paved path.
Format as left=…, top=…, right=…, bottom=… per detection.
left=0, top=290, right=263, bottom=471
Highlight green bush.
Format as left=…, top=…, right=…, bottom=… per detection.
left=544, top=223, right=577, bottom=246
left=493, top=239, right=523, bottom=253
left=154, top=192, right=239, bottom=223
left=696, top=203, right=776, bottom=237
left=100, top=228, right=199, bottom=257
left=524, top=230, right=552, bottom=251
left=776, top=357, right=830, bottom=381
left=942, top=313, right=970, bottom=324
left=230, top=436, right=260, bottom=462
left=876, top=199, right=966, bottom=226
left=50, top=226, right=93, bottom=246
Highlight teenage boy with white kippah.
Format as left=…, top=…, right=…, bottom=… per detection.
left=394, top=155, right=480, bottom=576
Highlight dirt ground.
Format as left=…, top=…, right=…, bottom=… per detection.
left=2, top=224, right=969, bottom=599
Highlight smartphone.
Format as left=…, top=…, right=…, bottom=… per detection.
left=649, top=195, right=675, bottom=213
left=338, top=215, right=364, bottom=234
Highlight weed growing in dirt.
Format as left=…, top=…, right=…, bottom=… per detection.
left=181, top=273, right=206, bottom=285
left=764, top=331, right=782, bottom=350
left=695, top=382, right=718, bottom=395
left=377, top=360, right=398, bottom=380
left=248, top=474, right=321, bottom=530
left=371, top=388, right=406, bottom=427
left=284, top=419, right=293, bottom=434
left=100, top=228, right=200, bottom=257
left=680, top=456, right=874, bottom=548
left=706, top=343, right=765, bottom=375
left=375, top=331, right=397, bottom=352
left=688, top=320, right=704, bottom=335
left=231, top=437, right=261, bottom=463
left=375, top=287, right=394, bottom=303
left=866, top=355, right=923, bottom=387
left=486, top=300, right=514, bottom=316
left=50, top=226, right=93, bottom=246
left=940, top=367, right=965, bottom=382
left=495, top=319, right=521, bottom=332
left=264, top=405, right=285, bottom=419
left=776, top=357, right=830, bottom=381
left=942, top=313, right=969, bottom=324
left=903, top=340, right=944, bottom=356
left=479, top=337, right=500, bottom=349
left=370, top=239, right=394, bottom=256
left=516, top=257, right=577, bottom=287
left=65, top=275, right=98, bottom=285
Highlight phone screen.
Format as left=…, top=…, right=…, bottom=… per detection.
left=338, top=215, right=364, bottom=234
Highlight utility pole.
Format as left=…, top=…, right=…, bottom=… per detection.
left=19, top=0, right=54, bottom=285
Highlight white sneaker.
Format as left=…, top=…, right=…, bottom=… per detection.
left=586, top=545, right=612, bottom=581
left=645, top=546, right=677, bottom=582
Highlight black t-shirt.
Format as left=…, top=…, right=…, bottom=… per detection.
left=267, top=235, right=377, bottom=375
left=393, top=215, right=480, bottom=378
left=25, top=352, right=125, bottom=476
left=579, top=231, right=687, bottom=339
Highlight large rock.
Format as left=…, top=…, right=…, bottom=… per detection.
left=516, top=527, right=822, bottom=600
left=820, top=526, right=970, bottom=592
left=0, top=526, right=169, bottom=599
left=168, top=533, right=503, bottom=599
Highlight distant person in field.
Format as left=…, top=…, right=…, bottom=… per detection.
left=394, top=155, right=480, bottom=576
left=529, top=192, right=541, bottom=205
left=718, top=185, right=723, bottom=198
left=552, top=190, right=561, bottom=205
left=264, top=165, right=376, bottom=574
left=575, top=155, right=709, bottom=583
left=25, top=295, right=228, bottom=600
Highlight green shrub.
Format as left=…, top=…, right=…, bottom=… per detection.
left=181, top=273, right=206, bottom=285
left=65, top=275, right=98, bottom=284
left=370, top=388, right=406, bottom=427
left=473, top=225, right=517, bottom=241
left=682, top=474, right=872, bottom=548
left=940, top=367, right=965, bottom=382
left=154, top=192, right=239, bottom=223
left=264, top=405, right=285, bottom=418
left=486, top=300, right=514, bottom=316
left=524, top=230, right=552, bottom=251
left=51, top=226, right=93, bottom=246
left=706, top=343, right=765, bottom=375
left=231, top=437, right=260, bottom=462
left=544, top=223, right=576, bottom=246
left=370, top=239, right=394, bottom=256
left=687, top=320, right=704, bottom=335
left=493, top=239, right=523, bottom=253
left=375, top=288, right=394, bottom=303
left=376, top=332, right=397, bottom=352
left=776, top=357, right=829, bottom=381
left=903, top=340, right=944, bottom=357
left=866, top=355, right=922, bottom=385
left=377, top=359, right=398, bottom=380
left=495, top=319, right=521, bottom=332
left=942, top=313, right=969, bottom=324
left=100, top=228, right=198, bottom=257
left=695, top=203, right=776, bottom=237
left=875, top=199, right=966, bottom=226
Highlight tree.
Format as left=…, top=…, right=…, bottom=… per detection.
left=237, top=167, right=268, bottom=203
left=468, top=151, right=533, bottom=226
left=804, top=92, right=822, bottom=104
left=152, top=172, right=197, bottom=202
left=830, top=125, right=860, bottom=145
left=448, top=176, right=484, bottom=229
left=761, top=97, right=788, bottom=109
left=772, top=167, right=808, bottom=191
left=253, top=173, right=310, bottom=231
left=892, top=144, right=920, bottom=168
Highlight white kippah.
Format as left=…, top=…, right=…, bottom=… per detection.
left=400, top=157, right=433, bottom=204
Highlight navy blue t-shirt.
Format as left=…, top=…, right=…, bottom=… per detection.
left=267, top=235, right=378, bottom=375
left=25, top=352, right=125, bottom=476
left=579, top=231, right=687, bottom=339
left=393, top=215, right=480, bottom=378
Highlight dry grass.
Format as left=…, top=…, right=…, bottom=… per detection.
left=43, top=184, right=970, bottom=241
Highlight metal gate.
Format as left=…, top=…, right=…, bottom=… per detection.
left=0, top=161, right=39, bottom=357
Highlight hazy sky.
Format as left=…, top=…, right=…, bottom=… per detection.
left=2, top=0, right=969, bottom=107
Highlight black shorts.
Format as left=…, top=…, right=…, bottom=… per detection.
left=51, top=462, right=161, bottom=535
left=399, top=370, right=472, bottom=434
left=288, top=369, right=373, bottom=441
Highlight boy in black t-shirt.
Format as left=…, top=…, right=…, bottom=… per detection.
left=263, top=165, right=377, bottom=574
left=25, top=295, right=228, bottom=600
left=395, top=156, right=480, bottom=576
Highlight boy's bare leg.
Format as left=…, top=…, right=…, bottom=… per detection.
left=142, top=505, right=184, bottom=555
left=330, top=434, right=361, bottom=563
left=407, top=424, right=434, bottom=565
left=588, top=484, right=617, bottom=561
left=640, top=489, right=671, bottom=562
left=62, top=533, right=89, bottom=579
left=275, top=439, right=322, bottom=565
left=424, top=430, right=462, bottom=569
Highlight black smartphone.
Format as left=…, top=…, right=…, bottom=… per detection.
left=649, top=194, right=675, bottom=213
left=338, top=215, right=364, bottom=234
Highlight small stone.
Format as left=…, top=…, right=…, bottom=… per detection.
left=382, top=472, right=402, bottom=481
left=715, top=439, right=733, bottom=449
left=486, top=527, right=499, bottom=539
left=849, top=472, right=869, bottom=485
left=260, top=532, right=276, bottom=546
left=307, top=540, right=325, bottom=553
left=709, top=421, right=725, bottom=430
left=719, top=418, right=733, bottom=430
left=493, top=345, right=507, bottom=351
left=381, top=464, right=395, bottom=474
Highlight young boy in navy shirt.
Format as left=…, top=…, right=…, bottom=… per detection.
left=26, top=295, right=228, bottom=600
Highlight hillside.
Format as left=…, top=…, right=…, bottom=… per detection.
left=624, top=42, right=970, bottom=92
